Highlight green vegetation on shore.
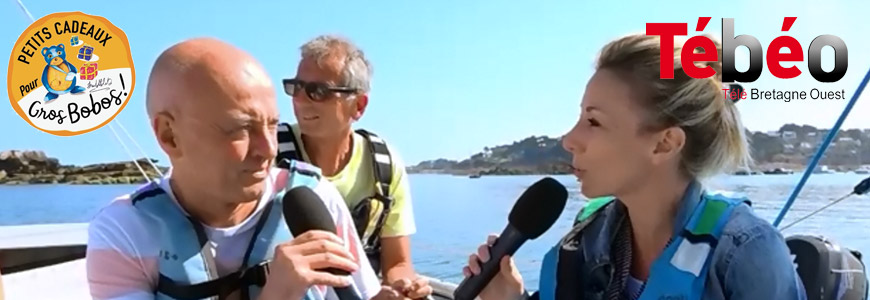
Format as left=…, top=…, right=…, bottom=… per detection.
left=408, top=124, right=870, bottom=176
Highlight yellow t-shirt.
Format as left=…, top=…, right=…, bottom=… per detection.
left=289, top=123, right=416, bottom=238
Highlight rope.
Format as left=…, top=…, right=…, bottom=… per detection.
left=107, top=124, right=152, bottom=183
left=115, top=119, right=164, bottom=177
left=778, top=176, right=869, bottom=231
left=14, top=0, right=34, bottom=21
left=778, top=192, right=854, bottom=232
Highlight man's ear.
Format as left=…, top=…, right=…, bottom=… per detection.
left=352, top=93, right=368, bottom=121
left=153, top=112, right=182, bottom=158
left=651, top=126, right=685, bottom=165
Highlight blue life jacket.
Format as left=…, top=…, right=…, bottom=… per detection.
left=130, top=159, right=324, bottom=300
left=536, top=182, right=750, bottom=300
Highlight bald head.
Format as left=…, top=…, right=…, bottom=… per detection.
left=146, top=37, right=280, bottom=207
left=146, top=37, right=273, bottom=119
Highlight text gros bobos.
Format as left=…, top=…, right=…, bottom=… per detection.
left=647, top=17, right=847, bottom=83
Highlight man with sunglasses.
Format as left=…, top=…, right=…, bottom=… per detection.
left=85, top=37, right=413, bottom=300
left=277, top=35, right=432, bottom=299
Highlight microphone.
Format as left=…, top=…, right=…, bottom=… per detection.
left=453, top=177, right=569, bottom=300
left=283, top=186, right=363, bottom=300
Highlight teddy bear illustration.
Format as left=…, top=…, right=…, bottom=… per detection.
left=41, top=44, right=86, bottom=102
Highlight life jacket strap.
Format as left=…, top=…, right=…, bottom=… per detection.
left=276, top=123, right=302, bottom=163
left=133, top=179, right=282, bottom=300
left=155, top=260, right=270, bottom=300
left=353, top=129, right=395, bottom=248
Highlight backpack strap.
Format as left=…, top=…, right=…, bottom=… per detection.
left=274, top=124, right=395, bottom=253
left=354, top=129, right=395, bottom=248
left=276, top=123, right=302, bottom=162
left=355, top=129, right=393, bottom=199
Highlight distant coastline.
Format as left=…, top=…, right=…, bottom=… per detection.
left=407, top=124, right=870, bottom=177
left=3, top=124, right=869, bottom=185
left=0, top=150, right=166, bottom=185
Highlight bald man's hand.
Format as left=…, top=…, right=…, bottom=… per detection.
left=258, top=230, right=359, bottom=300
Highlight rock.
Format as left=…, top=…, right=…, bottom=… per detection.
left=0, top=151, right=25, bottom=175
left=22, top=150, right=48, bottom=162
left=106, top=171, right=124, bottom=177
left=44, top=158, right=60, bottom=173
left=15, top=174, right=34, bottom=182
left=131, top=176, right=150, bottom=184
left=0, top=150, right=60, bottom=176
left=0, top=170, right=5, bottom=181
left=67, top=175, right=89, bottom=185
left=105, top=163, right=128, bottom=172
left=122, top=169, right=144, bottom=176
left=0, top=150, right=12, bottom=160
left=81, top=164, right=106, bottom=173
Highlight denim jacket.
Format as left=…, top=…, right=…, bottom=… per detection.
left=535, top=180, right=808, bottom=300
left=679, top=181, right=808, bottom=299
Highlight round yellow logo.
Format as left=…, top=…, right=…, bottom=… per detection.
left=6, top=11, right=135, bottom=136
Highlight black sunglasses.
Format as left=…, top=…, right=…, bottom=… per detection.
left=282, top=78, right=359, bottom=101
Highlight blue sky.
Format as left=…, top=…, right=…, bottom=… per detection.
left=2, top=0, right=869, bottom=166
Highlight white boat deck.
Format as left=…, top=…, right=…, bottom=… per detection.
left=0, top=223, right=90, bottom=300
left=2, top=259, right=89, bottom=300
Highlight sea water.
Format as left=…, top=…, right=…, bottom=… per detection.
left=1, top=173, right=868, bottom=289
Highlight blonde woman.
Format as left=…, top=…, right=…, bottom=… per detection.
left=462, top=33, right=806, bottom=300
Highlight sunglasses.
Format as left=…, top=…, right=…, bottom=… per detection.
left=282, top=78, right=359, bottom=101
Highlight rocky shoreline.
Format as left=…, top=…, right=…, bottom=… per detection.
left=410, top=125, right=870, bottom=176
left=0, top=150, right=167, bottom=185
left=408, top=162, right=814, bottom=176
left=408, top=163, right=575, bottom=176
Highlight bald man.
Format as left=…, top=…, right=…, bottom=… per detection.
left=86, top=38, right=408, bottom=300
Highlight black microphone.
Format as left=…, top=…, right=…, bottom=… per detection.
left=453, top=177, right=569, bottom=300
left=283, top=185, right=363, bottom=300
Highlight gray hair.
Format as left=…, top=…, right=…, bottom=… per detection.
left=300, top=35, right=373, bottom=93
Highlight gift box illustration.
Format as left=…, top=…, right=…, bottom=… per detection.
left=70, top=36, right=79, bottom=46
left=79, top=63, right=98, bottom=80
left=77, top=45, right=94, bottom=60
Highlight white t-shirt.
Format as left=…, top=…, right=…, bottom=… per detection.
left=86, top=167, right=381, bottom=300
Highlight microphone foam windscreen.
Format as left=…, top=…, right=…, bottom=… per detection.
left=508, top=177, right=568, bottom=239
left=282, top=185, right=337, bottom=235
